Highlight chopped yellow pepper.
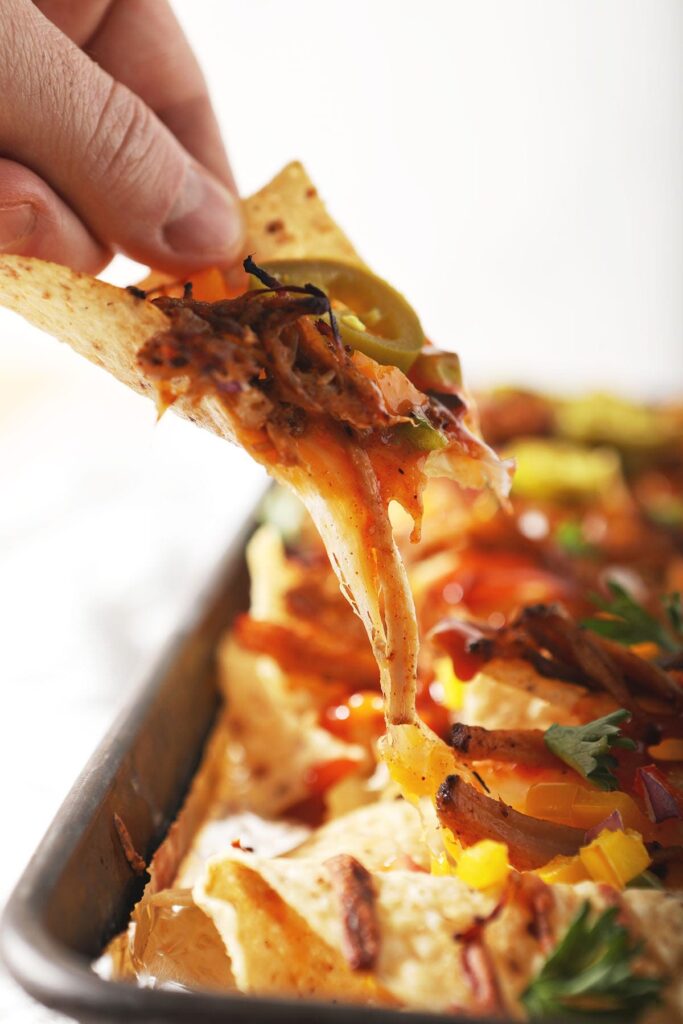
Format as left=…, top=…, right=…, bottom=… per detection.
left=536, top=854, right=590, bottom=885
left=455, top=840, right=510, bottom=890
left=525, top=782, right=645, bottom=831
left=579, top=829, right=650, bottom=888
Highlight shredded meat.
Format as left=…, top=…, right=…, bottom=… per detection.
left=324, top=855, right=380, bottom=971
left=594, top=634, right=683, bottom=706
left=435, top=603, right=682, bottom=718
left=436, top=774, right=584, bottom=871
left=449, top=723, right=558, bottom=768
left=138, top=288, right=403, bottom=436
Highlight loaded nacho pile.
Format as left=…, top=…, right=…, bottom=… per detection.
left=101, top=390, right=683, bottom=1020
left=0, top=165, right=681, bottom=1020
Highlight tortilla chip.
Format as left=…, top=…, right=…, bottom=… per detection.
left=463, top=660, right=585, bottom=730
left=195, top=849, right=496, bottom=1011
left=0, top=258, right=166, bottom=398
left=195, top=853, right=393, bottom=1003
left=620, top=886, right=683, bottom=1024
left=0, top=161, right=361, bottom=442
left=288, top=799, right=429, bottom=871
left=196, top=851, right=683, bottom=1017
left=128, top=887, right=235, bottom=991
left=215, top=637, right=365, bottom=817
left=244, top=162, right=363, bottom=267
left=246, top=524, right=296, bottom=624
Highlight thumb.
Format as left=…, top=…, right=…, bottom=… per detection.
left=0, top=0, right=243, bottom=272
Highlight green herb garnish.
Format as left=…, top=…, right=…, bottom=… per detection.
left=521, top=902, right=663, bottom=1020
left=544, top=710, right=635, bottom=791
left=583, top=582, right=683, bottom=653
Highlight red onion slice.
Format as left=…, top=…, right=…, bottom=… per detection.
left=584, top=809, right=625, bottom=844
left=637, top=766, right=681, bottom=823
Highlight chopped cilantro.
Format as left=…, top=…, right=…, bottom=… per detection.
left=521, top=901, right=663, bottom=1020
left=544, top=710, right=635, bottom=791
left=583, top=581, right=683, bottom=653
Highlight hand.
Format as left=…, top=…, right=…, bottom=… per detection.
left=0, top=0, right=244, bottom=274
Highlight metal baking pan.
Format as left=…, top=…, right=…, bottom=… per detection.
left=0, top=508, right=551, bottom=1024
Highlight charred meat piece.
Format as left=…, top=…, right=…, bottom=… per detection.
left=449, top=723, right=558, bottom=768
left=436, top=774, right=584, bottom=871
left=324, top=855, right=380, bottom=971
left=518, top=605, right=632, bottom=706
left=432, top=603, right=682, bottom=718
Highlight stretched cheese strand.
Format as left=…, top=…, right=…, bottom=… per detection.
left=274, top=434, right=419, bottom=726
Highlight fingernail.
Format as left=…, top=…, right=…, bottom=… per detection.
left=0, top=203, right=37, bottom=250
left=163, top=165, right=243, bottom=259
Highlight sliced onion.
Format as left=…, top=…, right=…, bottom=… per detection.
left=584, top=809, right=624, bottom=844
left=637, top=766, right=681, bottom=823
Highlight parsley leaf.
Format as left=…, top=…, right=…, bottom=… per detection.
left=544, top=710, right=636, bottom=791
left=583, top=582, right=682, bottom=653
left=521, top=901, right=663, bottom=1021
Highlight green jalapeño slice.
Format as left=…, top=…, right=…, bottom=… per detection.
left=253, top=259, right=425, bottom=373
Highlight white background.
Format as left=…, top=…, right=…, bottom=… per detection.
left=1, top=2, right=681, bottom=1019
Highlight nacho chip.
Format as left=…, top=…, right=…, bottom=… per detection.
left=128, top=887, right=235, bottom=991
left=0, top=162, right=356, bottom=428
left=195, top=849, right=495, bottom=1010
left=0, top=163, right=509, bottom=736
left=195, top=854, right=394, bottom=1004
left=195, top=850, right=683, bottom=1017
left=244, top=161, right=364, bottom=267
left=287, top=799, right=429, bottom=871
left=216, top=637, right=365, bottom=817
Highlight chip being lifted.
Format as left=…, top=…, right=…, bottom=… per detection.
left=0, top=161, right=510, bottom=728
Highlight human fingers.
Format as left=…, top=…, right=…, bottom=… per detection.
left=0, top=157, right=109, bottom=273
left=1, top=0, right=243, bottom=272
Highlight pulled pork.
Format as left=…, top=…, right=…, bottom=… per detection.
left=436, top=774, right=584, bottom=871
left=137, top=287, right=404, bottom=437
left=433, top=603, right=682, bottom=720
